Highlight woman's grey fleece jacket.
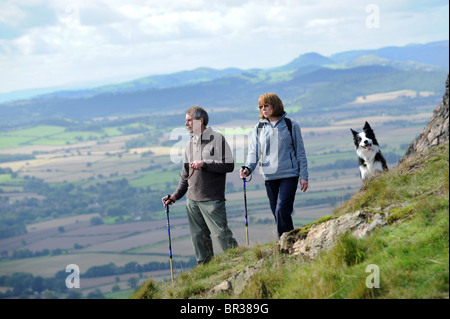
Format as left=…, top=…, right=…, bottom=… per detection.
left=245, top=112, right=308, bottom=181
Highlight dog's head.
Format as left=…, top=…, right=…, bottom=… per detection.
left=351, top=121, right=379, bottom=151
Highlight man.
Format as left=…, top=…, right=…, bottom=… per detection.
left=162, top=106, right=238, bottom=265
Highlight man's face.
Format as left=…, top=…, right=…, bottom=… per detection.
left=185, top=111, right=202, bottom=135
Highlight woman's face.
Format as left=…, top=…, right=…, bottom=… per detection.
left=259, top=102, right=272, bottom=119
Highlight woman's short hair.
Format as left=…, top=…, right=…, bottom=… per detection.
left=186, top=105, right=209, bottom=126
left=258, top=93, right=284, bottom=119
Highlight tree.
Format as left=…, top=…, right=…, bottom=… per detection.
left=124, top=261, right=139, bottom=273
left=66, top=290, right=83, bottom=299
left=31, top=276, right=45, bottom=294
left=87, top=289, right=105, bottom=299
left=111, top=284, right=121, bottom=293
left=106, top=206, right=123, bottom=217
left=128, top=277, right=139, bottom=290
left=10, top=272, right=33, bottom=295
left=90, top=216, right=103, bottom=225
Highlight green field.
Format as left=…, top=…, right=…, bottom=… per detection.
left=0, top=174, right=12, bottom=183
left=0, top=124, right=154, bottom=151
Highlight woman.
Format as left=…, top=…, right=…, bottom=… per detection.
left=240, top=93, right=309, bottom=238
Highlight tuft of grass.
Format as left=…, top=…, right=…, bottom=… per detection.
left=130, top=278, right=160, bottom=299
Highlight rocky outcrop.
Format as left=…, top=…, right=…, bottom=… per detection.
left=278, top=207, right=401, bottom=259
left=402, top=74, right=449, bottom=160
left=211, top=259, right=265, bottom=296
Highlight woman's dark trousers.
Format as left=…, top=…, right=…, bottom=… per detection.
left=264, top=176, right=299, bottom=238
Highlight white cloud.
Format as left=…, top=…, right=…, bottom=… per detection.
left=0, top=2, right=27, bottom=26
left=0, top=0, right=448, bottom=93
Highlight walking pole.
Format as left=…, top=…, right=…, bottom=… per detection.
left=165, top=194, right=174, bottom=283
left=241, top=167, right=249, bottom=246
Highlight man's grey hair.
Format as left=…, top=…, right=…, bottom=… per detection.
left=186, top=105, right=209, bottom=126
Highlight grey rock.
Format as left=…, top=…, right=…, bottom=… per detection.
left=280, top=210, right=391, bottom=259
left=403, top=74, right=449, bottom=160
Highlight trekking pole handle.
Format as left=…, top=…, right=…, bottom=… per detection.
left=165, top=194, right=174, bottom=207
left=241, top=166, right=252, bottom=183
left=241, top=166, right=248, bottom=173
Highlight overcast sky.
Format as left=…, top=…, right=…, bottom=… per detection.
left=0, top=0, right=448, bottom=93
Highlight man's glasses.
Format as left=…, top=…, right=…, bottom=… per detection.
left=259, top=103, right=270, bottom=109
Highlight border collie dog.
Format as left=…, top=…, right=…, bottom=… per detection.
left=351, top=122, right=388, bottom=181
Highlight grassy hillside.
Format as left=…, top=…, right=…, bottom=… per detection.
left=132, top=142, right=449, bottom=299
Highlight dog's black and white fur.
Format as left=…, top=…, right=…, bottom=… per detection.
left=351, top=121, right=388, bottom=181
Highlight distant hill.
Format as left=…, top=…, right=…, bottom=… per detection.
left=0, top=40, right=448, bottom=128
left=276, top=52, right=335, bottom=71
left=331, top=40, right=449, bottom=67
left=34, top=67, right=245, bottom=99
